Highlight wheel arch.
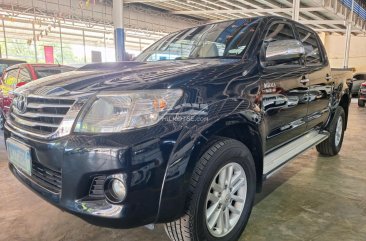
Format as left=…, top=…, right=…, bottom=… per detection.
left=156, top=115, right=264, bottom=223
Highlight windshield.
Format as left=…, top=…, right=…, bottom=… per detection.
left=136, top=18, right=260, bottom=62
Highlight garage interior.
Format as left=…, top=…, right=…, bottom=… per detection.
left=1, top=0, right=366, bottom=240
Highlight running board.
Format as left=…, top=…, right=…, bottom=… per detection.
left=263, top=130, right=329, bottom=179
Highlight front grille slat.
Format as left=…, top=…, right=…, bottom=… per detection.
left=27, top=103, right=73, bottom=109
left=14, top=112, right=65, bottom=118
left=9, top=95, right=75, bottom=136
left=10, top=113, right=60, bottom=128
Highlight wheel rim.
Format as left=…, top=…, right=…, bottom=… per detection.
left=205, top=162, right=247, bottom=238
left=335, top=116, right=343, bottom=147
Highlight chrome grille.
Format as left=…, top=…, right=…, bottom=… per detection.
left=9, top=95, right=75, bottom=136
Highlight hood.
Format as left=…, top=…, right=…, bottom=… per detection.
left=16, top=59, right=241, bottom=97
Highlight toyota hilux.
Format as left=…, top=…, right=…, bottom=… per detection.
left=4, top=16, right=351, bottom=241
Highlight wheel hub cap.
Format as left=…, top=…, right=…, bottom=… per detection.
left=335, top=116, right=343, bottom=147
left=205, top=162, right=247, bottom=237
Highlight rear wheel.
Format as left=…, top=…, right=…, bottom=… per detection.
left=358, top=99, right=365, bottom=107
left=164, top=137, right=256, bottom=241
left=316, top=106, right=345, bottom=156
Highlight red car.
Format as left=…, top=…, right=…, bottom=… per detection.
left=0, top=63, right=75, bottom=129
left=358, top=82, right=366, bottom=107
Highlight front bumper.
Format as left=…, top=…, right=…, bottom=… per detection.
left=4, top=123, right=178, bottom=228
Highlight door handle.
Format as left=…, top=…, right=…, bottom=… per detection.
left=325, top=75, right=332, bottom=81
left=300, top=78, right=310, bottom=85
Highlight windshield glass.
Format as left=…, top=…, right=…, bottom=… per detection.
left=136, top=18, right=260, bottom=62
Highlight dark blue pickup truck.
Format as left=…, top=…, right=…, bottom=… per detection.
left=4, top=16, right=351, bottom=241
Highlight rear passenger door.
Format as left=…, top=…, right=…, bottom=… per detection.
left=261, top=21, right=309, bottom=152
left=296, top=26, right=332, bottom=130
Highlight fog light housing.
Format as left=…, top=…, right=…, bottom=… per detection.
left=105, top=174, right=127, bottom=203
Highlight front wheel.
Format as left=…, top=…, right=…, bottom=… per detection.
left=358, top=99, right=365, bottom=107
left=316, top=106, right=345, bottom=156
left=164, top=137, right=256, bottom=241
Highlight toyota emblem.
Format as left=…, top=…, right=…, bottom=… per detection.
left=15, top=95, right=27, bottom=114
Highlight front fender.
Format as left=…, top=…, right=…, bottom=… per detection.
left=155, top=110, right=263, bottom=223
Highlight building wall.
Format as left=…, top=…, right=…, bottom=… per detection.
left=320, top=33, right=366, bottom=73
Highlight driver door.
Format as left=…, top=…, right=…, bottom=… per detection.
left=260, top=21, right=309, bottom=152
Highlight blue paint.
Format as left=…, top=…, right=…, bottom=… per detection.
left=341, top=0, right=366, bottom=20
left=114, top=28, right=125, bottom=61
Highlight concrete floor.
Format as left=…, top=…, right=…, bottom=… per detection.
left=0, top=101, right=366, bottom=241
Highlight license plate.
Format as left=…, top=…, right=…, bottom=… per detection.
left=6, top=138, right=32, bottom=176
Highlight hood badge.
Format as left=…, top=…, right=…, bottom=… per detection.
left=14, top=95, right=28, bottom=114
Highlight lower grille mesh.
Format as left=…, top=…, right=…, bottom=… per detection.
left=31, top=162, right=62, bottom=194
left=89, top=176, right=106, bottom=198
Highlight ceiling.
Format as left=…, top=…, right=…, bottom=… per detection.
left=125, top=0, right=366, bottom=35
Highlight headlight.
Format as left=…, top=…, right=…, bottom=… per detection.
left=74, top=89, right=183, bottom=133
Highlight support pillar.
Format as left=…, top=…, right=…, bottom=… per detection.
left=292, top=0, right=300, bottom=21
left=343, top=23, right=352, bottom=68
left=113, top=0, right=125, bottom=61
left=343, top=0, right=354, bottom=68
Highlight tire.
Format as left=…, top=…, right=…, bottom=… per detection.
left=164, top=137, right=256, bottom=241
left=316, top=106, right=345, bottom=156
left=0, top=111, right=4, bottom=130
left=358, top=99, right=365, bottom=107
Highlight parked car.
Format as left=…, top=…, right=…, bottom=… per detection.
left=358, top=82, right=366, bottom=107
left=0, top=58, right=26, bottom=78
left=0, top=63, right=75, bottom=129
left=351, top=72, right=366, bottom=96
left=4, top=16, right=351, bottom=241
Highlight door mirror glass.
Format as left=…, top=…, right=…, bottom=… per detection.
left=264, top=40, right=305, bottom=65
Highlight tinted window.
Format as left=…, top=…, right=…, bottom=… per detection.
left=18, top=68, right=32, bottom=83
left=297, top=27, right=322, bottom=65
left=2, top=68, right=19, bottom=87
left=265, top=23, right=296, bottom=42
left=264, top=22, right=300, bottom=66
left=354, top=74, right=366, bottom=80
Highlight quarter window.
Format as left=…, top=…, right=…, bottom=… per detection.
left=297, top=27, right=323, bottom=65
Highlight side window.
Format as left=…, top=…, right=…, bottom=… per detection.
left=3, top=68, right=19, bottom=87
left=297, top=27, right=323, bottom=65
left=18, top=68, right=32, bottom=83
left=265, top=23, right=296, bottom=42
left=264, top=22, right=300, bottom=66
left=354, top=74, right=366, bottom=80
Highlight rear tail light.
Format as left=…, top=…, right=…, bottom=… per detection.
left=361, top=82, right=366, bottom=87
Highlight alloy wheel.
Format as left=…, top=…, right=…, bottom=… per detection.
left=205, top=162, right=247, bottom=238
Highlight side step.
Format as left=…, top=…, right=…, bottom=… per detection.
left=263, top=130, right=329, bottom=179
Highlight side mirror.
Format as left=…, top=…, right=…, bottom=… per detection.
left=264, top=40, right=305, bottom=65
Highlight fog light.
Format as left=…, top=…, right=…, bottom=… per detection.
left=105, top=174, right=127, bottom=203
left=111, top=179, right=126, bottom=199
